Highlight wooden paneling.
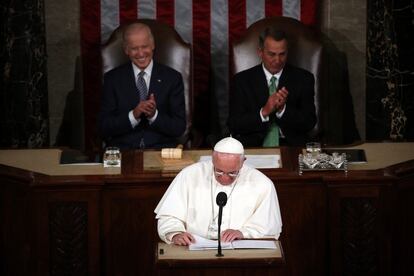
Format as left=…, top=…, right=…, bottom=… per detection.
left=277, top=176, right=327, bottom=276
left=102, top=184, right=168, bottom=276
left=327, top=178, right=393, bottom=276
left=0, top=177, right=32, bottom=276
left=388, top=160, right=414, bottom=276
left=49, top=202, right=88, bottom=275
left=33, top=189, right=101, bottom=275
left=1, top=148, right=413, bottom=275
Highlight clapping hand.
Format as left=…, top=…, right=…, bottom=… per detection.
left=262, top=87, right=289, bottom=117
left=133, top=93, right=157, bottom=119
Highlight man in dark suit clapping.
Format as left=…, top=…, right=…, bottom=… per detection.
left=228, top=28, right=316, bottom=146
left=99, top=22, right=186, bottom=149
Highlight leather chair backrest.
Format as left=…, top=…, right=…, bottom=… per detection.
left=231, top=16, right=322, bottom=138
left=101, top=19, right=193, bottom=145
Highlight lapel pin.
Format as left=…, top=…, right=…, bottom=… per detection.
left=157, top=79, right=161, bottom=82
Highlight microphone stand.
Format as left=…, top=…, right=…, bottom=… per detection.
left=215, top=191, right=227, bottom=257
left=216, top=205, right=224, bottom=257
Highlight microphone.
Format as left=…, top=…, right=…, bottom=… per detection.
left=216, top=192, right=227, bottom=257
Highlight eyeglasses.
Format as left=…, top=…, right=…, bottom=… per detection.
left=214, top=167, right=239, bottom=178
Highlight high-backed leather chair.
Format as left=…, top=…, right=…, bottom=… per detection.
left=231, top=16, right=323, bottom=139
left=101, top=19, right=194, bottom=147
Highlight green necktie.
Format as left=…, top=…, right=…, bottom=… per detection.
left=262, top=76, right=279, bottom=147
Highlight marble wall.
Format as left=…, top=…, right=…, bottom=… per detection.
left=366, top=0, right=414, bottom=140
left=45, top=0, right=83, bottom=148
left=320, top=0, right=366, bottom=142
left=1, top=0, right=49, bottom=147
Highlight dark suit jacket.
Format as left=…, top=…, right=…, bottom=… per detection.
left=99, top=62, right=186, bottom=149
left=228, top=64, right=316, bottom=146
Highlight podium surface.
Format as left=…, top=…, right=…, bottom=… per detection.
left=157, top=240, right=283, bottom=260
left=156, top=241, right=286, bottom=275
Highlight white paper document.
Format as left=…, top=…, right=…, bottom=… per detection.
left=199, top=155, right=280, bottom=169
left=188, top=234, right=277, bottom=251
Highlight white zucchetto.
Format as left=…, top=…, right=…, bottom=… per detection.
left=213, top=137, right=244, bottom=155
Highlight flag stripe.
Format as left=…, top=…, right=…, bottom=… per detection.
left=283, top=0, right=300, bottom=20
left=101, top=0, right=119, bottom=43
left=192, top=0, right=211, bottom=98
left=138, top=0, right=156, bottom=19
left=119, top=0, right=137, bottom=25
left=226, top=0, right=247, bottom=130
left=156, top=0, right=175, bottom=26
left=265, top=0, right=283, bottom=17
left=211, top=0, right=230, bottom=130
left=246, top=0, right=265, bottom=27
left=301, top=0, right=318, bottom=25
left=229, top=0, right=246, bottom=44
left=175, top=0, right=192, bottom=43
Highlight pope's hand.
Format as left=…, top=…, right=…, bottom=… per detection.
left=221, top=229, right=243, bottom=243
left=172, top=232, right=195, bottom=246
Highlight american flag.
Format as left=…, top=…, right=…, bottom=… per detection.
left=80, top=0, right=318, bottom=148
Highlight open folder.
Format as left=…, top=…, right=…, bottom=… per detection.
left=188, top=234, right=277, bottom=251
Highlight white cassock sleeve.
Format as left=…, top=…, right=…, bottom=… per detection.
left=237, top=174, right=282, bottom=239
left=154, top=168, right=189, bottom=243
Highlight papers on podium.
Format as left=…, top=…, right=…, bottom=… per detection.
left=199, top=155, right=280, bottom=169
left=188, top=234, right=277, bottom=251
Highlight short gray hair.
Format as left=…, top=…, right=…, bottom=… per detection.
left=258, top=27, right=287, bottom=49
left=122, top=22, right=154, bottom=47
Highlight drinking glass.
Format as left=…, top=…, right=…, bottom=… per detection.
left=103, top=147, right=121, bottom=167
left=306, top=142, right=321, bottom=157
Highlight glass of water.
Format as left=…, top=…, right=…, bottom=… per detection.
left=103, top=147, right=121, bottom=167
left=306, top=142, right=321, bottom=156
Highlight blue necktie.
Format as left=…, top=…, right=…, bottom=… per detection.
left=137, top=71, right=148, bottom=101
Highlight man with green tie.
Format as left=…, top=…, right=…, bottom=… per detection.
left=228, top=28, right=316, bottom=146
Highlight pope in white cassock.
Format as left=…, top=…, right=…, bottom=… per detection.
left=154, top=137, right=283, bottom=246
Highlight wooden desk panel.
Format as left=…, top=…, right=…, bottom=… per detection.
left=277, top=176, right=327, bottom=276
left=1, top=145, right=414, bottom=276
left=102, top=181, right=168, bottom=276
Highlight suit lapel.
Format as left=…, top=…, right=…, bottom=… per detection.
left=123, top=63, right=140, bottom=102
left=278, top=64, right=291, bottom=91
left=253, top=65, right=269, bottom=105
left=148, top=62, right=162, bottom=97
